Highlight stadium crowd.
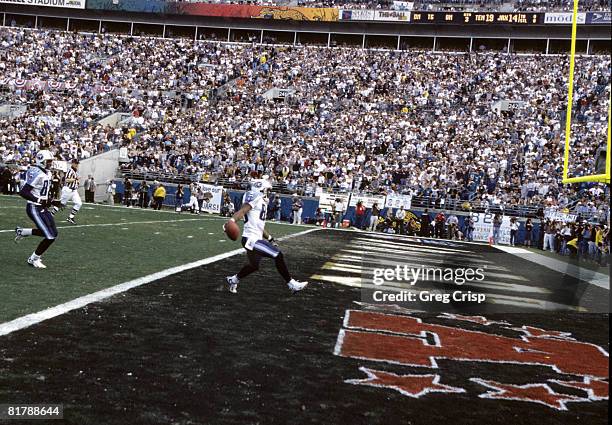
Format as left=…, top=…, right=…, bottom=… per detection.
left=0, top=27, right=609, bottom=225
left=175, top=0, right=611, bottom=12
left=298, top=0, right=611, bottom=11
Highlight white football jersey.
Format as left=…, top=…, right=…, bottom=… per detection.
left=25, top=166, right=52, bottom=204
left=242, top=190, right=268, bottom=240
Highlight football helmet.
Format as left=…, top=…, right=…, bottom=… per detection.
left=35, top=150, right=54, bottom=169
left=250, top=175, right=273, bottom=195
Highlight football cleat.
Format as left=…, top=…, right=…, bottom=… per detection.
left=27, top=257, right=47, bottom=269
left=288, top=279, right=308, bottom=293
left=226, top=275, right=239, bottom=294
left=66, top=217, right=76, bottom=225
left=14, top=227, right=24, bottom=243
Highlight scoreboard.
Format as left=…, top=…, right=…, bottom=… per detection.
left=410, top=11, right=543, bottom=25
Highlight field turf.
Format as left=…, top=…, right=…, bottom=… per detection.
left=0, top=194, right=608, bottom=424
left=0, top=194, right=305, bottom=323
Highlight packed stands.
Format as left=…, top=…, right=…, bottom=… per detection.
left=0, top=27, right=609, bottom=223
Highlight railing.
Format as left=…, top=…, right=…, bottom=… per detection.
left=120, top=169, right=551, bottom=217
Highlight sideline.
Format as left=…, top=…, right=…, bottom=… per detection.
left=0, top=228, right=320, bottom=336
left=0, top=194, right=313, bottom=228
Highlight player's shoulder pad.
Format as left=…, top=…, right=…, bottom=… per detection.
left=244, top=190, right=263, bottom=203
left=26, top=166, right=42, bottom=179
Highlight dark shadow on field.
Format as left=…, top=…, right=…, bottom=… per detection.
left=0, top=230, right=608, bottom=425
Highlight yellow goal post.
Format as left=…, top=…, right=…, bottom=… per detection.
left=562, top=0, right=611, bottom=184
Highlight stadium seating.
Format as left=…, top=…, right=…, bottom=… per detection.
left=0, top=27, right=609, bottom=224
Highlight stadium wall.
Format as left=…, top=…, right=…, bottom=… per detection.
left=79, top=149, right=120, bottom=203
left=111, top=180, right=542, bottom=245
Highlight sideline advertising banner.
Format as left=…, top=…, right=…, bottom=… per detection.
left=0, top=0, right=86, bottom=8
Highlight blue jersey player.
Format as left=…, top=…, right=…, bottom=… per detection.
left=14, top=150, right=62, bottom=269
left=225, top=177, right=307, bottom=294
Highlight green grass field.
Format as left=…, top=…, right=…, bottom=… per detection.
left=0, top=194, right=307, bottom=323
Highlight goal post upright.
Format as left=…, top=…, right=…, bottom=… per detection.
left=562, top=0, right=611, bottom=185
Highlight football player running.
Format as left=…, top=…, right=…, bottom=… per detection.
left=225, top=177, right=307, bottom=294
left=14, top=150, right=62, bottom=268
left=51, top=158, right=82, bottom=224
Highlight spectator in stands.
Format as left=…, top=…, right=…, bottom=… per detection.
left=153, top=183, right=166, bottom=210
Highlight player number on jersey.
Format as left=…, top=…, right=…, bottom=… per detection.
left=40, top=180, right=49, bottom=197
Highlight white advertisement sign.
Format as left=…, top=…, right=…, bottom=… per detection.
left=470, top=213, right=512, bottom=245
left=374, top=10, right=410, bottom=22
left=384, top=193, right=412, bottom=210
left=349, top=193, right=387, bottom=209
left=0, top=0, right=86, bottom=9
left=319, top=193, right=350, bottom=213
left=544, top=210, right=578, bottom=223
left=544, top=12, right=586, bottom=24
left=339, top=9, right=375, bottom=21
left=199, top=184, right=223, bottom=214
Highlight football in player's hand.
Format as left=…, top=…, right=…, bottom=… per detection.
left=224, top=220, right=240, bottom=241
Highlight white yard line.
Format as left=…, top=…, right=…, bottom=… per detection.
left=0, top=218, right=218, bottom=233
left=0, top=228, right=320, bottom=337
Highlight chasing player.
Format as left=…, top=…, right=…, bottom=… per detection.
left=14, top=150, right=62, bottom=268
left=51, top=159, right=82, bottom=224
left=225, top=177, right=307, bottom=294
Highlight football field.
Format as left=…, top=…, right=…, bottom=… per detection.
left=0, top=194, right=608, bottom=425
left=0, top=194, right=307, bottom=323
